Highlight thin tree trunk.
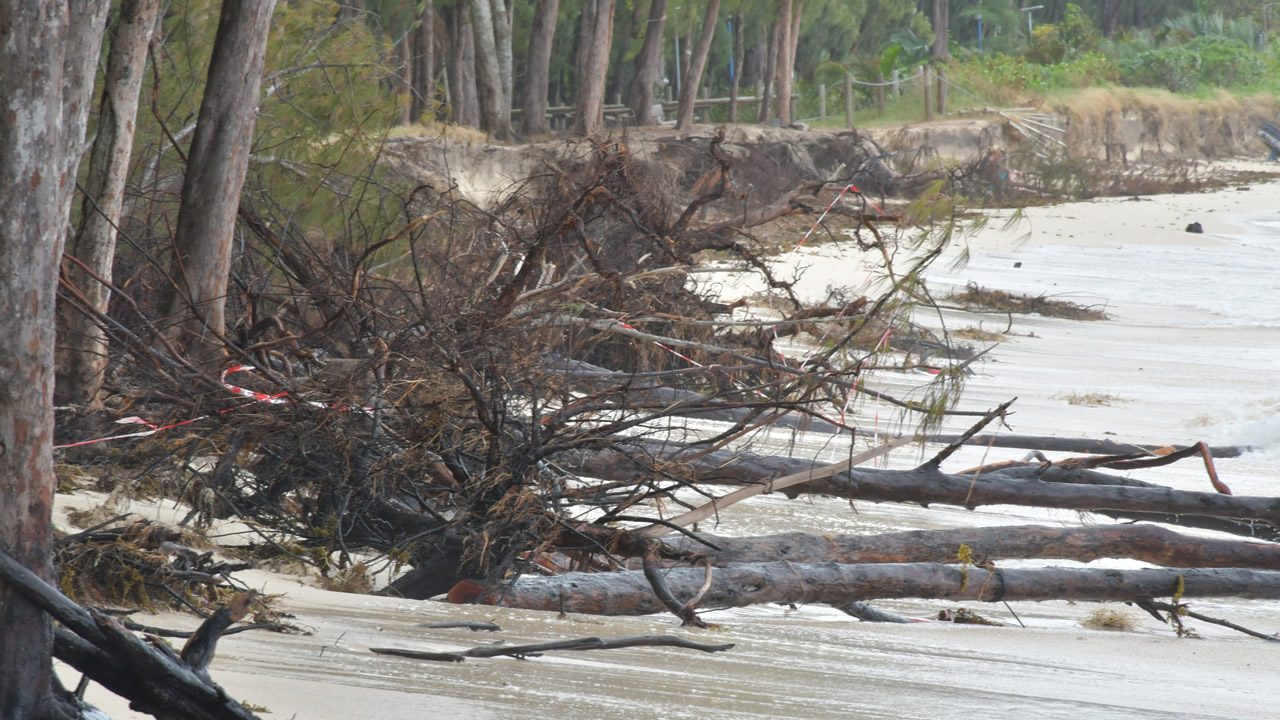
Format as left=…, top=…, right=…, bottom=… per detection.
left=728, top=11, right=743, bottom=123
left=931, top=0, right=949, bottom=59
left=520, top=0, right=559, bottom=135
left=628, top=0, right=667, bottom=126
left=760, top=22, right=778, bottom=122
left=467, top=0, right=511, bottom=140
left=57, top=0, right=161, bottom=407
left=675, top=0, right=719, bottom=130
left=164, top=0, right=277, bottom=364
left=448, top=4, right=480, bottom=127
left=411, top=0, right=435, bottom=122
left=399, top=34, right=413, bottom=125
left=574, top=0, right=616, bottom=136
left=1, top=0, right=108, bottom=716
left=468, top=563, right=1280, bottom=616
left=490, top=0, right=512, bottom=111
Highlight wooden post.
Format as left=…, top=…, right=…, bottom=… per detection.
left=922, top=65, right=932, bottom=121
left=844, top=72, right=853, bottom=129
left=936, top=67, right=947, bottom=117
left=818, top=83, right=826, bottom=119
left=892, top=68, right=900, bottom=97
left=874, top=69, right=885, bottom=116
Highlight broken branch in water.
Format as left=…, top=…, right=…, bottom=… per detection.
left=1143, top=600, right=1280, bottom=643
left=370, top=634, right=735, bottom=662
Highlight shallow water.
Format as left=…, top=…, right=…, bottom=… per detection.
left=72, top=184, right=1280, bottom=719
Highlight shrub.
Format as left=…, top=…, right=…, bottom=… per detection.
left=1119, top=36, right=1264, bottom=92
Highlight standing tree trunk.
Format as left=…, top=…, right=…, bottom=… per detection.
left=574, top=0, right=616, bottom=136
left=728, top=11, right=743, bottom=123
left=467, top=0, right=511, bottom=140
left=1100, top=0, right=1121, bottom=38
left=57, top=0, right=161, bottom=407
left=774, top=0, right=793, bottom=125
left=164, top=0, right=277, bottom=363
left=411, top=0, right=435, bottom=122
left=628, top=0, right=667, bottom=126
left=1, top=0, right=108, bottom=716
left=760, top=22, right=778, bottom=122
left=776, top=1, right=802, bottom=126
left=398, top=34, right=413, bottom=125
left=448, top=3, right=481, bottom=127
left=931, top=0, right=948, bottom=115
left=931, top=0, right=949, bottom=59
left=490, top=0, right=513, bottom=118
left=675, top=0, right=720, bottom=130
left=519, top=0, right=559, bottom=135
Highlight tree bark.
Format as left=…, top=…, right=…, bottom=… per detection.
left=774, top=0, right=793, bottom=125
left=410, top=0, right=435, bottom=122
left=468, top=562, right=1280, bottom=616
left=931, top=0, right=949, bottom=59
left=675, top=0, right=719, bottom=131
left=57, top=0, right=161, bottom=408
left=490, top=0, right=512, bottom=114
left=760, top=21, right=778, bottom=122
left=628, top=0, right=667, bottom=126
left=670, top=524, right=1280, bottom=570
left=448, top=3, right=480, bottom=127
left=1, top=0, right=108, bottom=716
left=574, top=0, right=616, bottom=136
left=467, top=0, right=511, bottom=140
left=519, top=0, right=559, bottom=136
left=728, top=11, right=743, bottom=123
left=164, top=0, right=277, bottom=363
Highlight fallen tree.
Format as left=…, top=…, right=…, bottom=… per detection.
left=574, top=442, right=1280, bottom=541
left=467, top=562, right=1280, bottom=616
left=667, top=523, right=1280, bottom=570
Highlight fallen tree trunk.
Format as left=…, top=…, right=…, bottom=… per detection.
left=0, top=549, right=261, bottom=720
left=575, top=445, right=1280, bottom=539
left=671, top=523, right=1280, bottom=569
left=469, top=562, right=1280, bottom=616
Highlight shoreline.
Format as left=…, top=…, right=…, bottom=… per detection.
left=56, top=168, right=1280, bottom=720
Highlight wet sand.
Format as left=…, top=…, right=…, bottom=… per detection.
left=59, top=171, right=1280, bottom=719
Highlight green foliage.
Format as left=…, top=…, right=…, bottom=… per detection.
left=1025, top=3, right=1098, bottom=64
left=135, top=0, right=403, bottom=254
left=1118, top=36, right=1265, bottom=92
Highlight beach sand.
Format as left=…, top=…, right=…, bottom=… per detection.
left=58, top=173, right=1280, bottom=719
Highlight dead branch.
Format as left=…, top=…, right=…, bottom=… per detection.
left=0, top=548, right=261, bottom=720
left=370, top=634, right=735, bottom=662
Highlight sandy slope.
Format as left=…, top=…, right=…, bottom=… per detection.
left=58, top=171, right=1280, bottom=719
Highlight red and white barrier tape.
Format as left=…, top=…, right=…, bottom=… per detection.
left=54, top=365, right=372, bottom=450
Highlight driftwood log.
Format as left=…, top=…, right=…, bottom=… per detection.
left=667, top=523, right=1280, bottom=570
left=576, top=444, right=1280, bottom=540
left=466, top=562, right=1280, bottom=616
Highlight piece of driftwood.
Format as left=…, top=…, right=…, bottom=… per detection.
left=577, top=444, right=1280, bottom=539
left=370, top=634, right=735, bottom=662
left=415, top=621, right=503, bottom=632
left=181, top=591, right=256, bottom=673
left=467, top=562, right=1280, bottom=616
left=664, top=524, right=1280, bottom=570
left=0, top=549, right=262, bottom=720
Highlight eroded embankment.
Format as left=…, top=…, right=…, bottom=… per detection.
left=384, top=89, right=1280, bottom=208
